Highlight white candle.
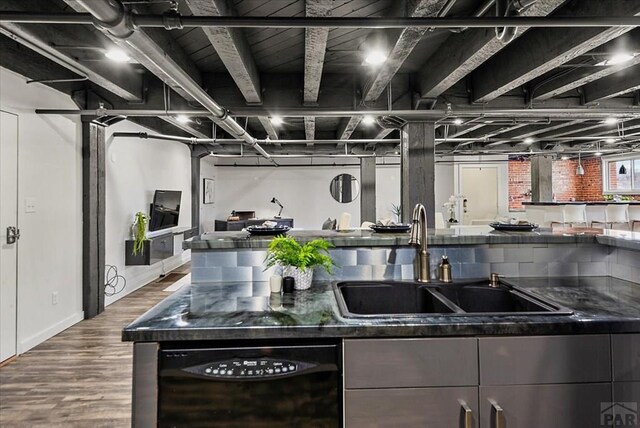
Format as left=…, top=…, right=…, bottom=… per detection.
left=269, top=275, right=282, bottom=293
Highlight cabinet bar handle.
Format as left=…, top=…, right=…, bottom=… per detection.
left=490, top=400, right=503, bottom=428
left=459, top=400, right=472, bottom=428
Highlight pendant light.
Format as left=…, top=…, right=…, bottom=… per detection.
left=619, top=163, right=628, bottom=175
left=576, top=151, right=585, bottom=176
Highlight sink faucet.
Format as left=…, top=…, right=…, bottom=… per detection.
left=408, top=203, right=430, bottom=283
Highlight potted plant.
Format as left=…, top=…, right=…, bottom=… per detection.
left=132, top=211, right=149, bottom=256
left=265, top=236, right=335, bottom=290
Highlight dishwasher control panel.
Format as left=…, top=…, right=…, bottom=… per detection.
left=187, top=358, right=314, bottom=379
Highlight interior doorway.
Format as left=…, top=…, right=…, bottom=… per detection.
left=460, top=166, right=499, bottom=224
left=1, top=110, right=19, bottom=363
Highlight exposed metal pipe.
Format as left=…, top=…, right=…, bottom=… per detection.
left=111, top=132, right=640, bottom=145
left=36, top=108, right=640, bottom=119
left=72, top=0, right=276, bottom=165
left=2, top=13, right=639, bottom=28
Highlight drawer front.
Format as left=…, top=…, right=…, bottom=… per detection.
left=344, top=338, right=478, bottom=389
left=150, top=234, right=173, bottom=264
left=612, top=334, right=640, bottom=382
left=613, top=382, right=640, bottom=404
left=345, top=387, right=478, bottom=428
left=479, top=335, right=611, bottom=385
left=479, top=383, right=612, bottom=428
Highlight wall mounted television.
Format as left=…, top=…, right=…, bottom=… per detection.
left=149, top=190, right=182, bottom=231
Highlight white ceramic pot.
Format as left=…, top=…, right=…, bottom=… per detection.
left=283, top=266, right=314, bottom=290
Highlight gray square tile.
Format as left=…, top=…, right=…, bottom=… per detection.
left=330, top=249, right=358, bottom=267
left=610, top=263, right=631, bottom=281
left=357, top=248, right=389, bottom=265
left=372, top=264, right=402, bottom=280
left=577, top=261, right=608, bottom=277
left=548, top=262, right=578, bottom=277
left=340, top=265, right=373, bottom=281
left=221, top=266, right=252, bottom=282
left=191, top=267, right=222, bottom=283
left=475, top=248, right=505, bottom=263
left=518, top=263, right=548, bottom=277
left=445, top=247, right=475, bottom=264
left=252, top=266, right=274, bottom=282
left=503, top=247, right=533, bottom=263
left=206, top=251, right=238, bottom=267
left=460, top=263, right=491, bottom=279
left=191, top=252, right=207, bottom=268
left=389, top=247, right=416, bottom=265
left=489, top=263, right=519, bottom=277
left=238, top=250, right=267, bottom=266
left=618, top=249, right=640, bottom=268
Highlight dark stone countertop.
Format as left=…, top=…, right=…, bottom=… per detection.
left=184, top=228, right=640, bottom=251
left=123, top=276, right=640, bottom=342
left=523, top=201, right=640, bottom=205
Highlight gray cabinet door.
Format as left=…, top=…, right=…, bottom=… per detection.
left=344, top=338, right=478, bottom=389
left=479, top=383, right=612, bottom=428
left=612, top=334, right=640, bottom=382
left=479, top=335, right=611, bottom=385
left=345, top=387, right=478, bottom=428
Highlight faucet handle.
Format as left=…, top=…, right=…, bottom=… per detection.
left=489, top=272, right=501, bottom=287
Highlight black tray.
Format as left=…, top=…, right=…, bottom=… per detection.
left=370, top=224, right=411, bottom=233
left=245, top=225, right=290, bottom=236
left=489, top=222, right=539, bottom=231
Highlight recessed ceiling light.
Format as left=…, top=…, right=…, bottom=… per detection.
left=596, top=52, right=637, bottom=66
left=175, top=115, right=191, bottom=124
left=270, top=116, right=283, bottom=126
left=523, top=137, right=535, bottom=144
left=362, top=116, right=376, bottom=125
left=606, top=138, right=616, bottom=144
left=105, top=48, right=130, bottom=63
left=604, top=117, right=618, bottom=125
left=595, top=151, right=603, bottom=156
left=561, top=156, right=569, bottom=161
left=364, top=49, right=387, bottom=66
left=453, top=118, right=463, bottom=125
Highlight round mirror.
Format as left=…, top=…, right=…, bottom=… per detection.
left=329, top=173, right=360, bottom=203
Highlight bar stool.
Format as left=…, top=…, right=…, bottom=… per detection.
left=549, top=204, right=588, bottom=228
left=592, top=204, right=630, bottom=229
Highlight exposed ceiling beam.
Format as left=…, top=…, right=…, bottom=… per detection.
left=375, top=128, right=396, bottom=139
left=303, top=0, right=332, bottom=144
left=339, top=0, right=447, bottom=141
left=418, top=0, right=566, bottom=99
left=0, top=0, right=143, bottom=101
left=160, top=117, right=209, bottom=139
left=184, top=0, right=276, bottom=140
left=471, top=0, right=640, bottom=103
left=584, top=63, right=640, bottom=104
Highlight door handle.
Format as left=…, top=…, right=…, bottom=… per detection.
left=459, top=400, right=472, bottom=428
left=6, top=226, right=20, bottom=244
left=490, top=399, right=503, bottom=428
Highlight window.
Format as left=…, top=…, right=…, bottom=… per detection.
left=603, top=156, right=640, bottom=193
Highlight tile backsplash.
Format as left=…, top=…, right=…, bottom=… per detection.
left=191, top=243, right=639, bottom=284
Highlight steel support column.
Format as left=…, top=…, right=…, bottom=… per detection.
left=401, top=122, right=436, bottom=226
left=82, top=119, right=105, bottom=318
left=360, top=157, right=377, bottom=223
left=531, top=155, right=554, bottom=202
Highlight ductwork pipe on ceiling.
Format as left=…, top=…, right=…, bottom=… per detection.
left=73, top=0, right=276, bottom=165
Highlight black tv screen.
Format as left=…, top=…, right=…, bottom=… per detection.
left=149, top=190, right=182, bottom=231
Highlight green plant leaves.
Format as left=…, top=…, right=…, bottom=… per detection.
left=265, top=236, right=336, bottom=273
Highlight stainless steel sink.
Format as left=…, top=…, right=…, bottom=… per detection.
left=333, top=279, right=573, bottom=318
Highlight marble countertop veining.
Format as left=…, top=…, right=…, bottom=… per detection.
left=184, top=227, right=640, bottom=251
left=123, top=276, right=640, bottom=342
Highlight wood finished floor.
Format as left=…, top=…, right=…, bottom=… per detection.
left=0, top=263, right=190, bottom=428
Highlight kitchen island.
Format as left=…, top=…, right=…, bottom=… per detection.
left=124, top=276, right=640, bottom=427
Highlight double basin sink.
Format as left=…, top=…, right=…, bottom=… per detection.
left=333, top=278, right=572, bottom=318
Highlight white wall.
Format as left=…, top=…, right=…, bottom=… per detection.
left=104, top=121, right=192, bottom=305
left=200, top=157, right=217, bottom=232
left=0, top=68, right=83, bottom=353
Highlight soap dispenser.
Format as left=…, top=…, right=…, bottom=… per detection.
left=439, top=255, right=452, bottom=283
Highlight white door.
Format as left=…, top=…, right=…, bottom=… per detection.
left=1, top=111, right=19, bottom=363
left=461, top=166, right=498, bottom=224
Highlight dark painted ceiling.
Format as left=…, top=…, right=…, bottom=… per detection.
left=1, top=0, right=640, bottom=159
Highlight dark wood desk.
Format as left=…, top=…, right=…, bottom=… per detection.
left=214, top=218, right=294, bottom=231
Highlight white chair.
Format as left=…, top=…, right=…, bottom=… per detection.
left=435, top=212, right=446, bottom=229
left=550, top=204, right=587, bottom=228
left=592, top=204, right=630, bottom=229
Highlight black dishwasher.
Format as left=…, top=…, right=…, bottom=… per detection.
left=158, top=341, right=341, bottom=427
